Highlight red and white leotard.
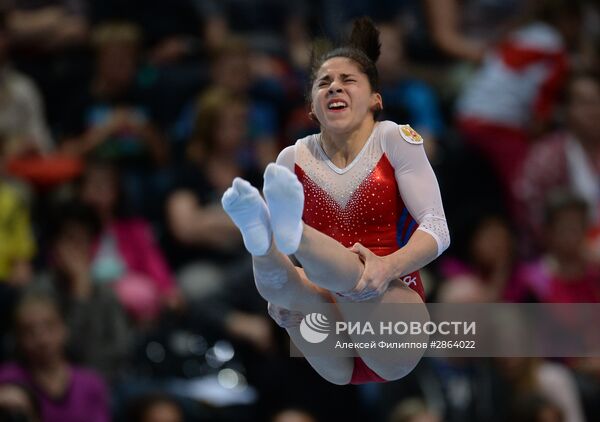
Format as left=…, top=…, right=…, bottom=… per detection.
left=277, top=119, right=449, bottom=290
left=277, top=120, right=450, bottom=384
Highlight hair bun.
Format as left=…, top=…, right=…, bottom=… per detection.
left=348, top=17, right=381, bottom=64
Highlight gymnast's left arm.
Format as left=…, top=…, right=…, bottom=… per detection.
left=385, top=124, right=450, bottom=278
left=349, top=123, right=450, bottom=298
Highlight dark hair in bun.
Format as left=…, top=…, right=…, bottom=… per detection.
left=348, top=17, right=381, bottom=64
left=309, top=17, right=382, bottom=94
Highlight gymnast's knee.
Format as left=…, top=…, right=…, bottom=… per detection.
left=363, top=356, right=421, bottom=382
left=321, top=366, right=353, bottom=385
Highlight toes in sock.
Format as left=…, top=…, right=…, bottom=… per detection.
left=221, top=177, right=271, bottom=256
left=263, top=163, right=304, bottom=255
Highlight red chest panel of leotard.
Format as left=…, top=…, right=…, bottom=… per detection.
left=295, top=154, right=424, bottom=300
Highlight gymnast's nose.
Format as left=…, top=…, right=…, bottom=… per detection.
left=328, top=78, right=343, bottom=95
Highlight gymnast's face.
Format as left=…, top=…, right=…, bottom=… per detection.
left=311, top=57, right=381, bottom=135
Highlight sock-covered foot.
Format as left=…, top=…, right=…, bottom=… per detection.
left=221, top=177, right=271, bottom=256
left=263, top=163, right=304, bottom=255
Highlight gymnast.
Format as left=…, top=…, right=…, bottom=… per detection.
left=222, top=17, right=450, bottom=385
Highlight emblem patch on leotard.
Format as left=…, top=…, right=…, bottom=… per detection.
left=399, top=125, right=423, bottom=144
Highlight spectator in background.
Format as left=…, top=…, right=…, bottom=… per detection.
left=195, top=7, right=309, bottom=136
left=510, top=193, right=600, bottom=303
left=578, top=3, right=600, bottom=70
left=271, top=408, right=318, bottom=422
left=511, top=393, right=564, bottom=422
left=0, top=291, right=110, bottom=422
left=174, top=37, right=278, bottom=168
left=90, top=0, right=206, bottom=66
left=376, top=21, right=444, bottom=160
left=399, top=0, right=529, bottom=101
left=0, top=10, right=53, bottom=157
left=186, top=88, right=262, bottom=182
left=5, top=0, right=88, bottom=53
left=165, top=89, right=279, bottom=355
left=0, top=136, right=34, bottom=363
left=496, top=357, right=584, bottom=422
left=166, top=88, right=259, bottom=297
left=515, top=70, right=600, bottom=255
left=0, top=382, right=41, bottom=422
left=4, top=0, right=90, bottom=129
left=37, top=201, right=131, bottom=382
left=59, top=22, right=168, bottom=213
left=89, top=0, right=212, bottom=130
left=186, top=250, right=278, bottom=357
left=374, top=355, right=508, bottom=421
left=0, top=136, right=35, bottom=287
left=439, top=214, right=523, bottom=302
left=422, top=0, right=528, bottom=64
left=0, top=8, right=82, bottom=191
left=455, top=0, right=582, bottom=212
left=197, top=0, right=307, bottom=53
left=78, top=160, right=179, bottom=322
left=387, top=398, right=440, bottom=422
left=284, top=8, right=314, bottom=73
left=125, top=393, right=183, bottom=422
left=59, top=21, right=165, bottom=164
left=313, top=0, right=406, bottom=42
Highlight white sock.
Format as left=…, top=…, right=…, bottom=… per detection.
left=221, top=177, right=272, bottom=256
left=263, top=163, right=304, bottom=255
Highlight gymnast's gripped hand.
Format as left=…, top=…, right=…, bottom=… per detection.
left=339, top=243, right=396, bottom=302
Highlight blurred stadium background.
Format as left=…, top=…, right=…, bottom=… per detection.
left=0, top=0, right=599, bottom=421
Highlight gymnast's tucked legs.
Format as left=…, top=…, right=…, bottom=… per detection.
left=222, top=167, right=425, bottom=383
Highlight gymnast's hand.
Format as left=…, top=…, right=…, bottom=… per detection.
left=342, top=243, right=395, bottom=301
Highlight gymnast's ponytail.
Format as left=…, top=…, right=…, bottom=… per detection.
left=309, top=17, right=382, bottom=94
left=348, top=17, right=381, bottom=66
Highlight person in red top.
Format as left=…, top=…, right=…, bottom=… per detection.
left=222, top=18, right=449, bottom=385
left=515, top=70, right=600, bottom=256
left=456, top=0, right=582, bottom=212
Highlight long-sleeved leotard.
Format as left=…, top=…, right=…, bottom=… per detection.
left=276, top=120, right=450, bottom=300
left=276, top=120, right=449, bottom=384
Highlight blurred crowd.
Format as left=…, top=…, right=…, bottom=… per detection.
left=0, top=0, right=599, bottom=421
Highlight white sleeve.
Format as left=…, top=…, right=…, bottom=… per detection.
left=381, top=122, right=450, bottom=257
left=18, top=75, right=54, bottom=152
left=275, top=145, right=296, bottom=171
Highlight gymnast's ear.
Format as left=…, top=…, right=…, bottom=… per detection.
left=371, top=92, right=383, bottom=113
left=308, top=105, right=319, bottom=123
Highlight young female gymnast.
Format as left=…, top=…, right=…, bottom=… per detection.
left=222, top=18, right=450, bottom=385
